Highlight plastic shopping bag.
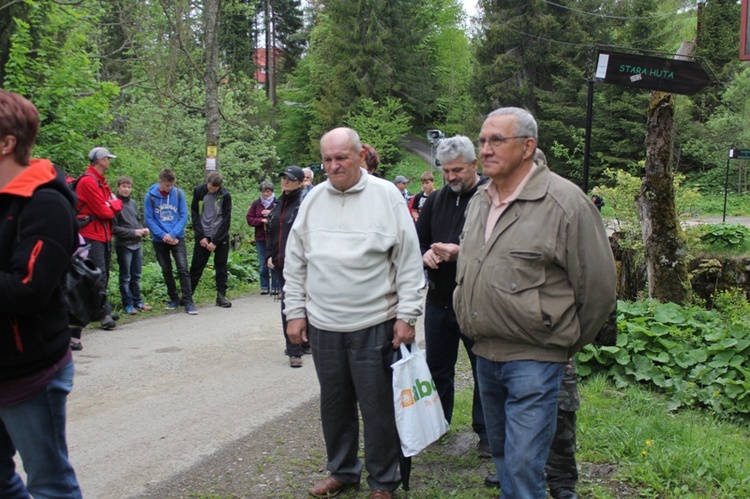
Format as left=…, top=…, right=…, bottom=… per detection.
left=391, top=342, right=449, bottom=457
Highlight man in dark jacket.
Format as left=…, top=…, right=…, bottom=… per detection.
left=189, top=171, right=233, bottom=308
left=267, top=166, right=306, bottom=367
left=113, top=175, right=151, bottom=314
left=415, top=135, right=489, bottom=456
left=0, top=90, right=82, bottom=497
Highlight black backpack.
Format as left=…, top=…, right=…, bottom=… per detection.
left=14, top=192, right=106, bottom=328
left=65, top=242, right=107, bottom=327
left=69, top=172, right=101, bottom=228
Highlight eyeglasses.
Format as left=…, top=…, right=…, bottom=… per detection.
left=477, top=136, right=529, bottom=149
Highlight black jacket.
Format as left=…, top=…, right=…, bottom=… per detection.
left=113, top=194, right=145, bottom=247
left=267, top=188, right=303, bottom=272
left=0, top=160, right=77, bottom=381
left=191, top=183, right=232, bottom=243
left=415, top=175, right=488, bottom=305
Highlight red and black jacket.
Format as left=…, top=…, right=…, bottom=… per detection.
left=266, top=188, right=303, bottom=274
left=0, top=159, right=77, bottom=381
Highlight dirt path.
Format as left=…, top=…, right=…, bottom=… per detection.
left=64, top=294, right=320, bottom=498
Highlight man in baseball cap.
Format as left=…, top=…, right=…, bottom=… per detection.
left=88, top=147, right=117, bottom=163
left=393, top=175, right=410, bottom=200
left=76, top=146, right=122, bottom=330
left=279, top=165, right=305, bottom=182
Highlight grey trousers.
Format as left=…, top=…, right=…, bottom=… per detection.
left=308, top=320, right=401, bottom=492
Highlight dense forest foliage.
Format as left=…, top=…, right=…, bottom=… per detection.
left=0, top=0, right=747, bottom=194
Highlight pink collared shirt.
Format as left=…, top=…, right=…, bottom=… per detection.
left=483, top=163, right=537, bottom=243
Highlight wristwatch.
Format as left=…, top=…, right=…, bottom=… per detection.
left=405, top=318, right=417, bottom=327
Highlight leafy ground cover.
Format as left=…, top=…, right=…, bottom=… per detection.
left=579, top=297, right=750, bottom=417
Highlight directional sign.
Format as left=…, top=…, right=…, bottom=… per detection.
left=594, top=50, right=713, bottom=95
left=730, top=149, right=750, bottom=159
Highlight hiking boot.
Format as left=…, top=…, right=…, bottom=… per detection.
left=484, top=473, right=500, bottom=489
left=185, top=303, right=198, bottom=315
left=551, top=487, right=579, bottom=499
left=216, top=294, right=232, bottom=308
left=476, top=437, right=491, bottom=458
left=70, top=339, right=83, bottom=351
left=124, top=305, right=138, bottom=315
left=101, top=315, right=116, bottom=330
left=289, top=356, right=303, bottom=368
left=166, top=300, right=179, bottom=310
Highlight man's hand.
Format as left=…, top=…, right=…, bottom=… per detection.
left=431, top=242, right=460, bottom=263
left=200, top=238, right=209, bottom=248
left=163, top=234, right=175, bottom=244
left=287, top=318, right=308, bottom=345
left=207, top=242, right=216, bottom=252
left=393, top=319, right=416, bottom=349
left=422, top=248, right=442, bottom=269
left=267, top=257, right=274, bottom=270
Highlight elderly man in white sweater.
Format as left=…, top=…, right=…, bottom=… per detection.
left=284, top=128, right=424, bottom=499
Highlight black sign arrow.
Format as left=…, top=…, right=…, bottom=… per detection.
left=594, top=50, right=714, bottom=95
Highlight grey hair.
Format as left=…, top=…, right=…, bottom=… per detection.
left=535, top=148, right=547, bottom=167
left=259, top=180, right=274, bottom=191
left=436, top=135, right=476, bottom=165
left=321, top=127, right=362, bottom=153
left=488, top=107, right=538, bottom=141
left=302, top=167, right=314, bottom=179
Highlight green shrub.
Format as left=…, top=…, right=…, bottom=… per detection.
left=578, top=300, right=750, bottom=416
left=697, top=223, right=750, bottom=253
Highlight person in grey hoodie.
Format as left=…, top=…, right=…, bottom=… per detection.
left=113, top=175, right=151, bottom=315
left=144, top=168, right=196, bottom=314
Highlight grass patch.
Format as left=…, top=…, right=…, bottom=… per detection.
left=577, top=375, right=750, bottom=497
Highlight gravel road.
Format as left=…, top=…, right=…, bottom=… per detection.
left=62, top=293, right=320, bottom=498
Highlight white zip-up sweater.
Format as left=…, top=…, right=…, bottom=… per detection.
left=283, top=168, right=424, bottom=332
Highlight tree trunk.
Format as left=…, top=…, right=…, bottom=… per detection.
left=636, top=42, right=694, bottom=304
left=204, top=0, right=221, bottom=175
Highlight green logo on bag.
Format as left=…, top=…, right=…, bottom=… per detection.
left=413, top=378, right=437, bottom=401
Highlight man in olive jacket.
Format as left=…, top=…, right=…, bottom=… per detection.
left=454, top=107, right=615, bottom=499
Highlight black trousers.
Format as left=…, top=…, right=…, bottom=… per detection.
left=84, top=238, right=112, bottom=321
left=189, top=237, right=229, bottom=295
left=309, top=320, right=401, bottom=492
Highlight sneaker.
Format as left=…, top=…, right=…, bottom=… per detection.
left=185, top=303, right=198, bottom=315
left=260, top=289, right=269, bottom=295
left=136, top=303, right=152, bottom=311
left=70, top=339, right=83, bottom=351
left=216, top=294, right=232, bottom=308
left=289, top=356, right=303, bottom=368
left=166, top=300, right=179, bottom=310
left=101, top=315, right=117, bottom=330
left=111, top=313, right=120, bottom=321
left=124, top=305, right=138, bottom=315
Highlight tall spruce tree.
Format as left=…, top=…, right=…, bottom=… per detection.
left=306, top=0, right=433, bottom=132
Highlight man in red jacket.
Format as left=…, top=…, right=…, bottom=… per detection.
left=75, top=147, right=122, bottom=329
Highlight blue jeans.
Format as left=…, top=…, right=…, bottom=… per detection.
left=152, top=240, right=192, bottom=303
left=255, top=240, right=277, bottom=291
left=424, top=300, right=486, bottom=438
left=477, top=358, right=564, bottom=499
left=115, top=246, right=143, bottom=308
left=0, top=361, right=81, bottom=498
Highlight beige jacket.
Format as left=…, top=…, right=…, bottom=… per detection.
left=454, top=164, right=616, bottom=362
